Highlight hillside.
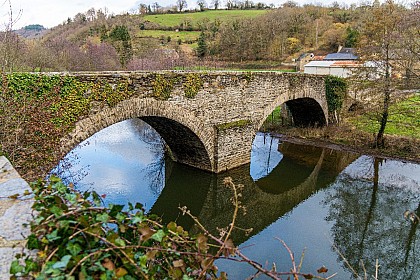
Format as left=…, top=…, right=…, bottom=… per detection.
left=15, top=9, right=273, bottom=71
left=5, top=3, right=417, bottom=74
left=14, top=24, right=48, bottom=39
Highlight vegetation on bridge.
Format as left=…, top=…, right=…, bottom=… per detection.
left=183, top=73, right=203, bottom=98
left=152, top=72, right=204, bottom=99
left=0, top=73, right=134, bottom=180
left=325, top=75, right=348, bottom=124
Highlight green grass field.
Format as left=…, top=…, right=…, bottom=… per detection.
left=143, top=10, right=267, bottom=28
left=349, top=94, right=420, bottom=138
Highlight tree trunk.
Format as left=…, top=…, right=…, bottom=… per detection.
left=375, top=45, right=391, bottom=148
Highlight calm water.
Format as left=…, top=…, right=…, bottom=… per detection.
left=53, top=119, right=420, bottom=279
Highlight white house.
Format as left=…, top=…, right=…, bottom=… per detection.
left=303, top=47, right=363, bottom=78
left=304, top=60, right=361, bottom=78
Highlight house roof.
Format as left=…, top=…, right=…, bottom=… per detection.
left=311, top=55, right=325, bottom=61
left=296, top=53, right=314, bottom=61
left=324, top=52, right=359, bottom=60
left=338, top=47, right=355, bottom=54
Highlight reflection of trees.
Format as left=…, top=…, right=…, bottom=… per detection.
left=143, top=156, right=166, bottom=196
left=129, top=119, right=166, bottom=196
left=325, top=157, right=419, bottom=279
left=51, top=142, right=91, bottom=187
left=403, top=202, right=419, bottom=279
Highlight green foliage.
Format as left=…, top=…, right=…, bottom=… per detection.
left=243, top=72, right=254, bottom=83
left=325, top=75, right=347, bottom=113
left=196, top=31, right=207, bottom=58
left=89, top=79, right=133, bottom=107
left=136, top=30, right=201, bottom=44
left=183, top=73, right=203, bottom=98
left=107, top=25, right=133, bottom=67
left=261, top=106, right=283, bottom=131
left=23, top=24, right=45, bottom=31
left=109, top=25, right=131, bottom=42
left=11, top=176, right=220, bottom=279
left=152, top=74, right=174, bottom=100
left=345, top=26, right=359, bottom=47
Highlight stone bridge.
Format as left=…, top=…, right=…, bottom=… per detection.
left=62, top=71, right=328, bottom=173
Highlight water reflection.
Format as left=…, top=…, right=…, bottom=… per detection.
left=53, top=118, right=166, bottom=210
left=53, top=119, right=420, bottom=279
left=324, top=156, right=420, bottom=279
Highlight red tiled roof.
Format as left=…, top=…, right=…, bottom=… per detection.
left=331, top=61, right=362, bottom=67
left=311, top=55, right=325, bottom=61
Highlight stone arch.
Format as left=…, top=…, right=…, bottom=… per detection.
left=256, top=94, right=328, bottom=130
left=285, top=97, right=327, bottom=126
left=60, top=97, right=215, bottom=172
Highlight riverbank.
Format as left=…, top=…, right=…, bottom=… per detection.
left=270, top=124, right=420, bottom=164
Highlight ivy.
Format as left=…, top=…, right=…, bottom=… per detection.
left=243, top=72, right=253, bottom=83
left=152, top=74, right=174, bottom=100
left=0, top=73, right=134, bottom=180
left=11, top=177, right=220, bottom=279
left=325, top=75, right=348, bottom=113
left=183, top=73, right=203, bottom=98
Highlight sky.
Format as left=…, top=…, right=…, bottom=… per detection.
left=2, top=0, right=362, bottom=30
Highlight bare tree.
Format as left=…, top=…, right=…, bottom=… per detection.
left=212, top=0, right=220, bottom=9
left=1, top=0, right=22, bottom=72
left=152, top=2, right=161, bottom=13
left=138, top=3, right=148, bottom=14
left=355, top=0, right=416, bottom=148
left=197, top=0, right=207, bottom=11
left=176, top=0, right=187, bottom=12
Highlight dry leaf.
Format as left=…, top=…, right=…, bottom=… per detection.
left=102, top=258, right=115, bottom=271
left=317, top=266, right=328, bottom=274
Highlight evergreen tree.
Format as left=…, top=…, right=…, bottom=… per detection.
left=108, top=25, right=133, bottom=67
left=196, top=32, right=207, bottom=58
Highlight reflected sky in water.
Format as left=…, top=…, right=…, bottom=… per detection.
left=250, top=133, right=282, bottom=181
left=53, top=119, right=420, bottom=279
left=53, top=118, right=165, bottom=211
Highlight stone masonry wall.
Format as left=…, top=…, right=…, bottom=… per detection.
left=63, top=71, right=327, bottom=173
left=0, top=157, right=34, bottom=279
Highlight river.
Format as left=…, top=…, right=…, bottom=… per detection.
left=53, top=118, right=420, bottom=279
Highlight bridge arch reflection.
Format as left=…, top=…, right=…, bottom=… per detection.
left=150, top=134, right=358, bottom=245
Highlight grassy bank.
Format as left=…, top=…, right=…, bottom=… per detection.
left=348, top=94, right=420, bottom=138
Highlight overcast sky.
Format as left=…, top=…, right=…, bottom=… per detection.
left=2, top=0, right=362, bottom=29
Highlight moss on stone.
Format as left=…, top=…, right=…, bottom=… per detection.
left=216, top=119, right=252, bottom=131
